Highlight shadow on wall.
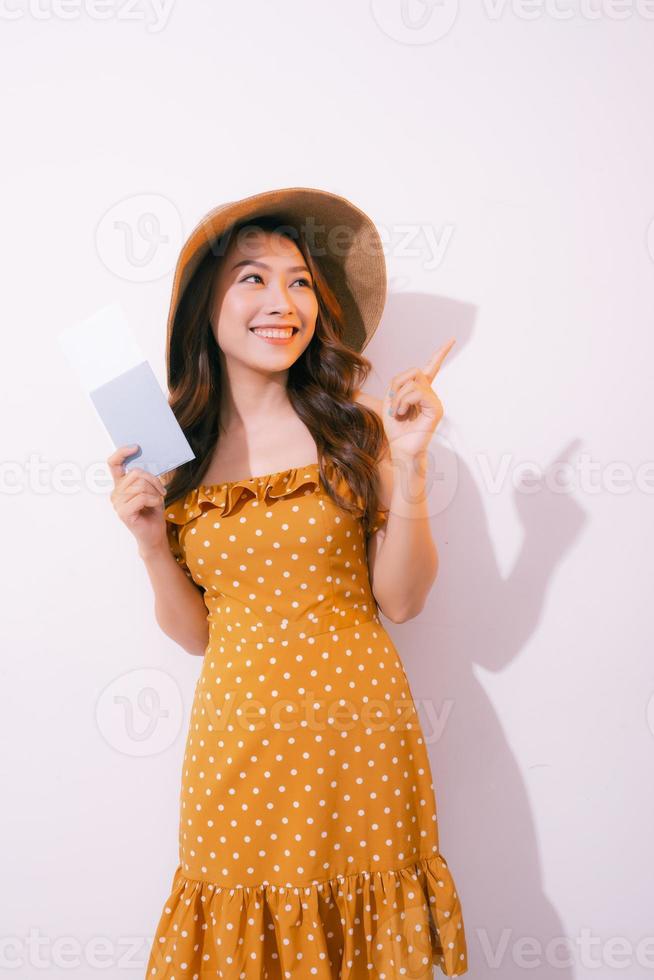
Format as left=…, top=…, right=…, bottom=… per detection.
left=364, top=288, right=587, bottom=979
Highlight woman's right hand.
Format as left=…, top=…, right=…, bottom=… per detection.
left=108, top=445, right=168, bottom=555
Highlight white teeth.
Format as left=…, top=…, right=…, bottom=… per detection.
left=251, top=328, right=295, bottom=338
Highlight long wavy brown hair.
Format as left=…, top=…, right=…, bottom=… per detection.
left=163, top=214, right=389, bottom=534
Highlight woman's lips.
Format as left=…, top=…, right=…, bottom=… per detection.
left=249, top=327, right=299, bottom=345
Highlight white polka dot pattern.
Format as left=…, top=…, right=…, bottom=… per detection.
left=146, top=462, right=468, bottom=978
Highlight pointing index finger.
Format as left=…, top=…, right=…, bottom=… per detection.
left=424, top=338, right=455, bottom=382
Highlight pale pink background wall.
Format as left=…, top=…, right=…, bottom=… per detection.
left=1, top=2, right=653, bottom=977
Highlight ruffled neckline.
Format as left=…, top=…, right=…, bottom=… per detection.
left=198, top=460, right=321, bottom=492
left=165, top=461, right=322, bottom=525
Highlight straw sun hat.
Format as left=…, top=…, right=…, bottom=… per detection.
left=165, top=186, right=388, bottom=381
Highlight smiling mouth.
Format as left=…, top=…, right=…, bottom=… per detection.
left=249, top=327, right=299, bottom=337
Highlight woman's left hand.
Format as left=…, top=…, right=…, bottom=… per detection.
left=382, top=338, right=456, bottom=459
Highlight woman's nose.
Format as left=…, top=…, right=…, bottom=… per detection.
left=264, top=280, right=294, bottom=313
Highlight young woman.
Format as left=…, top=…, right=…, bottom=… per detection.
left=108, top=187, right=468, bottom=978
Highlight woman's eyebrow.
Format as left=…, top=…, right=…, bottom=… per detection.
left=231, top=259, right=312, bottom=275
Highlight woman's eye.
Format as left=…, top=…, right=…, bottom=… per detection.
left=240, top=273, right=313, bottom=288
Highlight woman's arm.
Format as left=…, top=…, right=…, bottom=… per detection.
left=354, top=391, right=438, bottom=623
left=107, top=447, right=209, bottom=656
left=139, top=542, right=210, bottom=656
left=368, top=446, right=438, bottom=623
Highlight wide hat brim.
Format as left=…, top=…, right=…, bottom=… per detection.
left=165, top=186, right=387, bottom=383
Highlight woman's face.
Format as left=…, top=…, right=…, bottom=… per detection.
left=210, top=228, right=319, bottom=369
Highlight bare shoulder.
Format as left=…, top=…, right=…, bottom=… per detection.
left=352, top=388, right=385, bottom=429
left=352, top=389, right=393, bottom=510
left=353, top=388, right=383, bottom=413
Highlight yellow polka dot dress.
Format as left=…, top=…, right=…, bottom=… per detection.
left=146, top=460, right=468, bottom=979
